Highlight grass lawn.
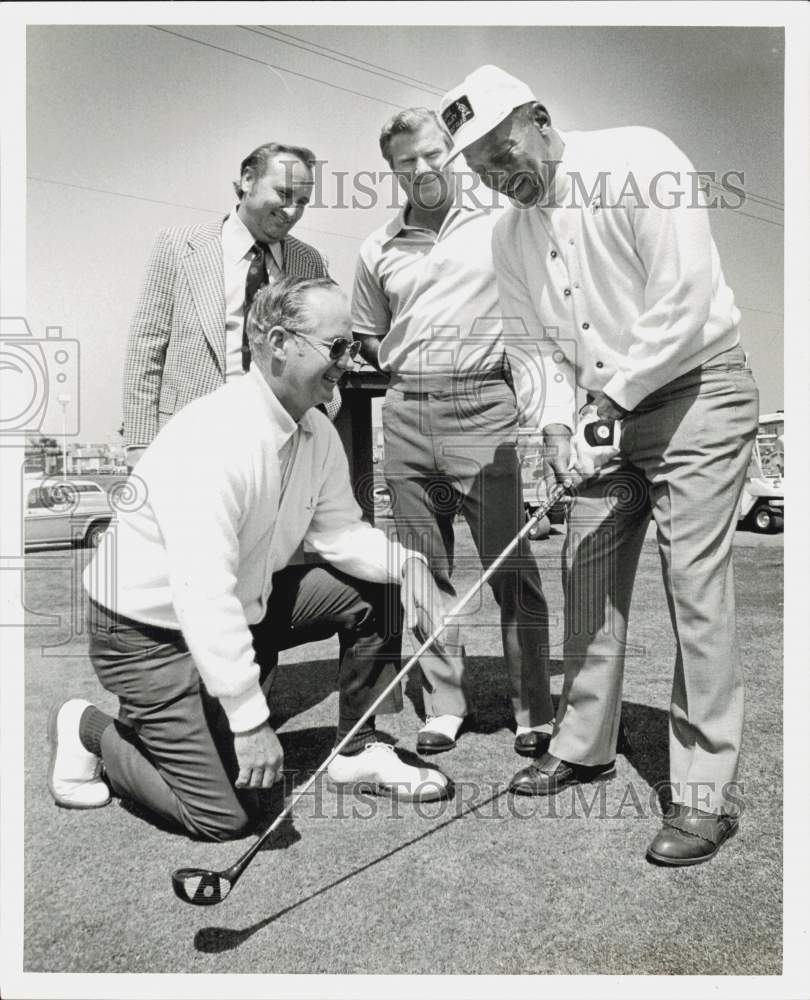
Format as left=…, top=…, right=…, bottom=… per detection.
left=23, top=522, right=783, bottom=975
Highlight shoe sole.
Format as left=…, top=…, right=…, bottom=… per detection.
left=646, top=823, right=738, bottom=867
left=415, top=740, right=457, bottom=755
left=509, top=766, right=616, bottom=796
left=46, top=701, right=110, bottom=810
left=514, top=743, right=551, bottom=759
left=326, top=777, right=448, bottom=802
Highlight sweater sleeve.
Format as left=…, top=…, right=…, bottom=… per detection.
left=602, top=129, right=721, bottom=410
left=146, top=435, right=268, bottom=733
left=303, top=427, right=415, bottom=580
left=492, top=216, right=578, bottom=430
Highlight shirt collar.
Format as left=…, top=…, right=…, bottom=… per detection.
left=381, top=190, right=480, bottom=246
left=245, top=366, right=316, bottom=443
left=223, top=210, right=283, bottom=269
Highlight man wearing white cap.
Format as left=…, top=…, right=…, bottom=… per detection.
left=439, top=65, right=759, bottom=866
left=351, top=107, right=555, bottom=759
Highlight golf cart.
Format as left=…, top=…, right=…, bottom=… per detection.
left=738, top=436, right=783, bottom=533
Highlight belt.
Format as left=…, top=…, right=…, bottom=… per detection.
left=88, top=595, right=184, bottom=641
left=388, top=367, right=511, bottom=396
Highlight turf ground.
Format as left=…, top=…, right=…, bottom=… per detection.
left=23, top=521, right=783, bottom=975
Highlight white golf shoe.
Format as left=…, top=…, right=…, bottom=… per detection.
left=47, top=699, right=110, bottom=809
left=327, top=742, right=449, bottom=801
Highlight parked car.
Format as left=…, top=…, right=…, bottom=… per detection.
left=24, top=476, right=113, bottom=549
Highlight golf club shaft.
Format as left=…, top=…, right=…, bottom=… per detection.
left=233, top=480, right=573, bottom=867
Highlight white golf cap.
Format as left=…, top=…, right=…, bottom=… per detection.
left=439, top=64, right=536, bottom=168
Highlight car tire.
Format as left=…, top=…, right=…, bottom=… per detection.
left=752, top=506, right=775, bottom=533
left=526, top=513, right=551, bottom=541
left=84, top=521, right=110, bottom=548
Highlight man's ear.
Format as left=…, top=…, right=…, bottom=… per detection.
left=241, top=165, right=257, bottom=195
left=266, top=325, right=288, bottom=362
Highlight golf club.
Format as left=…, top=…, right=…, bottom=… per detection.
left=171, top=419, right=617, bottom=906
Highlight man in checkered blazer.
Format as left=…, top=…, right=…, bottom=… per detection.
left=123, top=142, right=335, bottom=466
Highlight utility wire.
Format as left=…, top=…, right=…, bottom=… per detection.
left=27, top=175, right=222, bottom=215
left=258, top=25, right=447, bottom=94
left=724, top=208, right=783, bottom=228
left=27, top=176, right=364, bottom=242
left=704, top=178, right=783, bottom=211
left=150, top=26, right=403, bottom=110
left=243, top=25, right=443, bottom=99
left=736, top=305, right=783, bottom=317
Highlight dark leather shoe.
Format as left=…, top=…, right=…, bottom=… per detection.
left=416, top=715, right=467, bottom=755
left=509, top=752, right=615, bottom=796
left=647, top=805, right=738, bottom=866
left=416, top=730, right=456, bottom=753
left=513, top=730, right=552, bottom=758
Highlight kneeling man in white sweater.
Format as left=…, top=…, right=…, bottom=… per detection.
left=48, top=276, right=449, bottom=839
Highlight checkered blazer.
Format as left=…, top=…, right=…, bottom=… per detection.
left=122, top=219, right=331, bottom=447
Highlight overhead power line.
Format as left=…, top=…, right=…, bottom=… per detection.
left=26, top=176, right=363, bottom=243
left=705, top=178, right=783, bottom=211
left=257, top=25, right=448, bottom=95
left=726, top=208, right=783, bottom=228
left=736, top=305, right=783, bottom=318
left=243, top=25, right=444, bottom=99
left=150, top=26, right=403, bottom=110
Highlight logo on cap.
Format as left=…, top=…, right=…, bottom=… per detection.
left=441, top=95, right=475, bottom=136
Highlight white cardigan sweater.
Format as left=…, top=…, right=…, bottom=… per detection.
left=85, top=368, right=417, bottom=732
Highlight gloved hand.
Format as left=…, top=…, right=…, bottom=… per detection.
left=569, top=405, right=621, bottom=477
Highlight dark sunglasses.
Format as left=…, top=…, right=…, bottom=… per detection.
left=290, top=330, right=362, bottom=362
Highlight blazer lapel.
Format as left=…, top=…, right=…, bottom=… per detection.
left=282, top=238, right=308, bottom=278
left=183, top=221, right=226, bottom=375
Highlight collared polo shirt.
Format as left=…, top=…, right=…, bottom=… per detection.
left=492, top=127, right=740, bottom=430
left=222, top=210, right=283, bottom=379
left=351, top=200, right=507, bottom=378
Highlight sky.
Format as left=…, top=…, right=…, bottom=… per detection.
left=20, top=19, right=786, bottom=443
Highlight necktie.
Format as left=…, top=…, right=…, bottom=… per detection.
left=242, top=242, right=269, bottom=372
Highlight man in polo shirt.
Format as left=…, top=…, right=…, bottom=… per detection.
left=47, top=277, right=449, bottom=839
left=352, top=107, right=554, bottom=758
left=439, top=64, right=759, bottom=866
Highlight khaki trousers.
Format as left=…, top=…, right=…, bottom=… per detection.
left=550, top=346, right=759, bottom=813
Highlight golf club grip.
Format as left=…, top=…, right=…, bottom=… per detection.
left=582, top=419, right=617, bottom=448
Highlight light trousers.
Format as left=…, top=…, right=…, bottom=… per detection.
left=383, top=376, right=553, bottom=726
left=551, top=346, right=759, bottom=813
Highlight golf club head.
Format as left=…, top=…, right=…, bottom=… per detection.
left=171, top=867, right=233, bottom=906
